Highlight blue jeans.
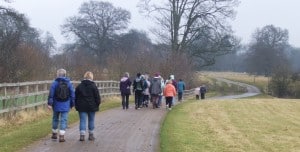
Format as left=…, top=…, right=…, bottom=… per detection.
left=52, top=111, right=68, bottom=131
left=79, top=112, right=96, bottom=135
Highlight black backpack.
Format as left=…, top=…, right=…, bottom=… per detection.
left=54, top=80, right=70, bottom=101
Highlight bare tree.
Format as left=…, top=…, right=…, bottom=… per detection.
left=246, top=25, right=290, bottom=76
left=139, top=0, right=240, bottom=67
left=0, top=7, right=29, bottom=82
left=61, top=1, right=131, bottom=63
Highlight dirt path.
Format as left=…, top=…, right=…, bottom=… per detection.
left=20, top=106, right=167, bottom=152
left=19, top=78, right=261, bottom=152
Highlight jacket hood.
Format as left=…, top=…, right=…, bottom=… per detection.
left=121, top=77, right=129, bottom=82
left=153, top=77, right=160, bottom=82
left=81, top=79, right=94, bottom=86
left=135, top=77, right=141, bottom=82
left=55, top=77, right=70, bottom=82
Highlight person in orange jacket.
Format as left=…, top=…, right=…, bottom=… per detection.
left=163, top=80, right=177, bottom=110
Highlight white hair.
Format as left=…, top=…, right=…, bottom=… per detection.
left=57, top=69, right=66, bottom=77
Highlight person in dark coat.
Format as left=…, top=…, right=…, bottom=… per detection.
left=133, top=73, right=145, bottom=109
left=119, top=72, right=132, bottom=110
left=75, top=71, right=101, bottom=141
left=200, top=85, right=207, bottom=99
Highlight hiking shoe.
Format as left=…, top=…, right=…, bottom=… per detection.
left=51, top=133, right=57, bottom=139
left=79, top=135, right=85, bottom=141
left=88, top=134, right=95, bottom=141
left=59, top=135, right=65, bottom=142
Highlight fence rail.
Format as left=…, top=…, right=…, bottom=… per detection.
left=0, top=80, right=120, bottom=115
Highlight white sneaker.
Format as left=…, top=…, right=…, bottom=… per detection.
left=168, top=108, right=172, bottom=110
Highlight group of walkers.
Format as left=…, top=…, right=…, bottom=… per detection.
left=47, top=69, right=101, bottom=142
left=119, top=72, right=186, bottom=110
left=194, top=85, right=207, bottom=100
left=46, top=69, right=186, bottom=143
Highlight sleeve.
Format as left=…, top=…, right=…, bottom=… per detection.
left=74, top=86, right=79, bottom=110
left=69, top=82, right=75, bottom=108
left=173, top=86, right=177, bottom=96
left=47, top=82, right=56, bottom=106
left=94, top=84, right=101, bottom=106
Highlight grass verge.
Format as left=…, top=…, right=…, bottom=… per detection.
left=0, top=97, right=122, bottom=152
left=161, top=98, right=300, bottom=152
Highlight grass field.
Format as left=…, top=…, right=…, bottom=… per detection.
left=205, top=72, right=269, bottom=93
left=160, top=98, right=300, bottom=152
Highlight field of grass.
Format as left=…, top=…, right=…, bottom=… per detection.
left=205, top=72, right=269, bottom=94
left=161, top=98, right=300, bottom=152
left=0, top=97, right=122, bottom=152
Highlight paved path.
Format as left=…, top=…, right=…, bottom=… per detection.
left=20, top=106, right=166, bottom=152
left=212, top=77, right=261, bottom=99
left=19, top=78, right=261, bottom=152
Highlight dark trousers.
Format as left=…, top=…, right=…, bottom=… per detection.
left=196, top=95, right=199, bottom=100
left=151, top=94, right=159, bottom=108
left=135, top=90, right=143, bottom=108
left=178, top=92, right=183, bottom=101
left=165, top=97, right=173, bottom=108
left=121, top=94, right=129, bottom=109
left=201, top=93, right=205, bottom=99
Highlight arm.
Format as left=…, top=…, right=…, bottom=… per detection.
left=94, top=85, right=101, bottom=106
left=69, top=82, right=75, bottom=108
left=47, top=82, right=56, bottom=106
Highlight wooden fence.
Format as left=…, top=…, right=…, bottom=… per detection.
left=0, top=80, right=120, bottom=115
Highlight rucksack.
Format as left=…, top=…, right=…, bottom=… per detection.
left=54, top=80, right=70, bottom=101
left=136, top=79, right=144, bottom=91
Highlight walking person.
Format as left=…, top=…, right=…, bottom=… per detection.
left=75, top=71, right=101, bottom=141
left=120, top=72, right=132, bottom=110
left=163, top=80, right=177, bottom=110
left=48, top=68, right=75, bottom=142
left=177, top=79, right=185, bottom=102
left=150, top=73, right=162, bottom=109
left=169, top=75, right=177, bottom=105
left=133, top=73, right=144, bottom=109
left=142, top=75, right=150, bottom=107
left=194, top=87, right=200, bottom=100
left=200, top=85, right=207, bottom=99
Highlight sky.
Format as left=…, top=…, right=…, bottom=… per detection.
left=1, top=0, right=300, bottom=47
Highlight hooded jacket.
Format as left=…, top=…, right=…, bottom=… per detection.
left=120, top=76, right=132, bottom=95
left=75, top=79, right=101, bottom=112
left=150, top=76, right=162, bottom=95
left=164, top=83, right=177, bottom=97
left=48, top=77, right=75, bottom=112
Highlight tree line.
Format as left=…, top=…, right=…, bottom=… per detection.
left=207, top=25, right=300, bottom=98
left=3, top=0, right=299, bottom=98
left=0, top=0, right=239, bottom=88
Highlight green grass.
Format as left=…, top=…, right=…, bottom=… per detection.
left=161, top=98, right=300, bottom=152
left=0, top=97, right=122, bottom=152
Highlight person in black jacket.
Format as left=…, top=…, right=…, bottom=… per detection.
left=75, top=71, right=101, bottom=141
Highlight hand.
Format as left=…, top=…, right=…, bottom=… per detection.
left=47, top=105, right=52, bottom=110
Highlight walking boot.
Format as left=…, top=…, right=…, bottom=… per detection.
left=51, top=133, right=57, bottom=139
left=79, top=135, right=85, bottom=141
left=59, top=135, right=65, bottom=142
left=88, top=133, right=95, bottom=141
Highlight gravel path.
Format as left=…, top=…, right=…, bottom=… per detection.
left=19, top=78, right=261, bottom=152
left=20, top=106, right=167, bottom=152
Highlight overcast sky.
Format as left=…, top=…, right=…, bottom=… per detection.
left=1, top=0, right=300, bottom=47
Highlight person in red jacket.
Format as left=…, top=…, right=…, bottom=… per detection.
left=163, top=80, right=177, bottom=110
